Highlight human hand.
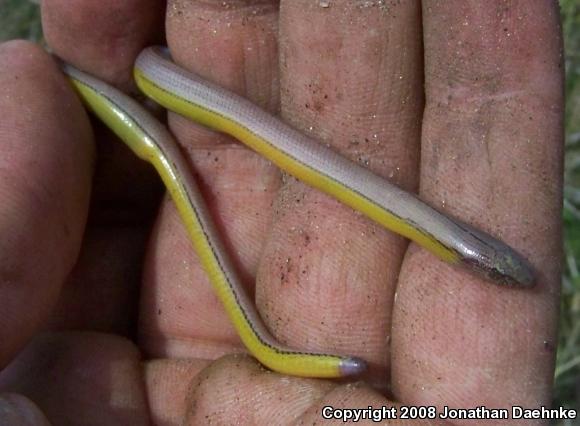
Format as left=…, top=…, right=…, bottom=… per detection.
left=0, top=1, right=563, bottom=425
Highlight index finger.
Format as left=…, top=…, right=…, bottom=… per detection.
left=393, top=0, right=563, bottom=413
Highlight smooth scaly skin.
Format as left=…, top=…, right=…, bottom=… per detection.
left=134, top=46, right=535, bottom=288
left=60, top=43, right=535, bottom=378
left=62, top=63, right=366, bottom=379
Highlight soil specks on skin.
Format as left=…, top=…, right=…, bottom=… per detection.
left=316, top=0, right=399, bottom=14
left=167, top=0, right=186, bottom=18
left=543, top=340, right=555, bottom=353
left=278, top=257, right=293, bottom=285
left=357, top=0, right=400, bottom=13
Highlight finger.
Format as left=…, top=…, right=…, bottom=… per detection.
left=0, top=41, right=93, bottom=368
left=144, top=359, right=210, bottom=425
left=0, top=332, right=148, bottom=425
left=183, top=355, right=335, bottom=424
left=139, top=1, right=281, bottom=359
left=41, top=0, right=166, bottom=333
left=179, top=355, right=440, bottom=425
left=42, top=0, right=165, bottom=90
left=393, top=0, right=563, bottom=411
left=42, top=0, right=165, bottom=218
left=256, top=0, right=423, bottom=385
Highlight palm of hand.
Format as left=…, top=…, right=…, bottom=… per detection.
left=0, top=1, right=563, bottom=424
